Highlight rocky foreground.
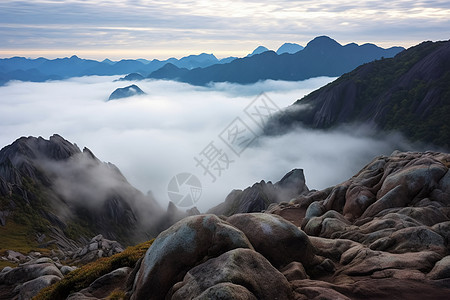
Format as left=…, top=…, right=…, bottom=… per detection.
left=130, top=151, right=450, bottom=299
left=3, top=150, right=450, bottom=299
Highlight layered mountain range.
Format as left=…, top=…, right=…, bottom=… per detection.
left=0, top=53, right=232, bottom=86
left=148, top=36, right=403, bottom=85
left=0, top=36, right=403, bottom=87
left=269, top=39, right=450, bottom=148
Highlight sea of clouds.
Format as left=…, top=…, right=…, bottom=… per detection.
left=0, top=76, right=416, bottom=212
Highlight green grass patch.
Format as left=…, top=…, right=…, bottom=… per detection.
left=0, top=220, right=52, bottom=256
left=33, top=239, right=154, bottom=300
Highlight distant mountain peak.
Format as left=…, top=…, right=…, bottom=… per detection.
left=305, top=36, right=341, bottom=49
left=248, top=46, right=270, bottom=57
left=108, top=84, right=146, bottom=100
left=276, top=43, right=304, bottom=54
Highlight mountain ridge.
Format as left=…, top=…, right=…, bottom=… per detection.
left=147, top=36, right=404, bottom=85
left=268, top=39, right=450, bottom=148
left=0, top=134, right=163, bottom=249
left=0, top=36, right=404, bottom=86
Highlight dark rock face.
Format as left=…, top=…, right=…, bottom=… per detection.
left=108, top=84, right=145, bottom=100
left=271, top=39, right=450, bottom=148
left=208, top=168, right=309, bottom=216
left=0, top=135, right=162, bottom=248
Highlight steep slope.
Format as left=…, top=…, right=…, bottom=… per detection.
left=271, top=39, right=450, bottom=148
left=0, top=135, right=163, bottom=249
left=148, top=36, right=404, bottom=85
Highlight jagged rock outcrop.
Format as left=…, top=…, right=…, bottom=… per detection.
left=70, top=234, right=124, bottom=265
left=208, top=168, right=309, bottom=216
left=108, top=84, right=145, bottom=100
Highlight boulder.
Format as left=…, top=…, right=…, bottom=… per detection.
left=16, top=275, right=61, bottom=300
left=0, top=263, right=63, bottom=285
left=78, top=267, right=131, bottom=299
left=130, top=214, right=253, bottom=300
left=428, top=255, right=450, bottom=279
left=169, top=248, right=294, bottom=300
left=227, top=213, right=319, bottom=269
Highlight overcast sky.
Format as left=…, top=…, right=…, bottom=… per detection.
left=0, top=0, right=449, bottom=60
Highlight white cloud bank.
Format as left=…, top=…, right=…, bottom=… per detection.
left=0, top=76, right=418, bottom=212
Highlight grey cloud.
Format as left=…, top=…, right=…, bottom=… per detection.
left=1, top=0, right=449, bottom=57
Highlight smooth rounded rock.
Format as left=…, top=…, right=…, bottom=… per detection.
left=131, top=214, right=253, bottom=300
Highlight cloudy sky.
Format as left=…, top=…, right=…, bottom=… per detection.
left=0, top=0, right=449, bottom=60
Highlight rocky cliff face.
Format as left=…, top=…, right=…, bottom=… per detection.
left=33, top=151, right=450, bottom=299
left=271, top=40, right=450, bottom=148
left=208, top=169, right=309, bottom=216
left=0, top=135, right=163, bottom=249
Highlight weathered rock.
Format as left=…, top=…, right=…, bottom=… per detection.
left=77, top=267, right=131, bottom=299
left=169, top=248, right=294, bottom=300
left=6, top=250, right=26, bottom=262
left=130, top=214, right=253, bottom=300
left=208, top=169, right=309, bottom=216
left=428, top=255, right=450, bottom=279
left=66, top=292, right=98, bottom=300
left=60, top=265, right=76, bottom=275
left=189, top=282, right=258, bottom=300
left=227, top=213, right=319, bottom=269
left=16, top=275, right=61, bottom=300
left=370, top=226, right=446, bottom=254
left=0, top=263, right=63, bottom=285
left=280, top=261, right=309, bottom=281
left=340, top=248, right=442, bottom=276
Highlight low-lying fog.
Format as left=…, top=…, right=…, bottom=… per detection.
left=0, top=76, right=414, bottom=211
